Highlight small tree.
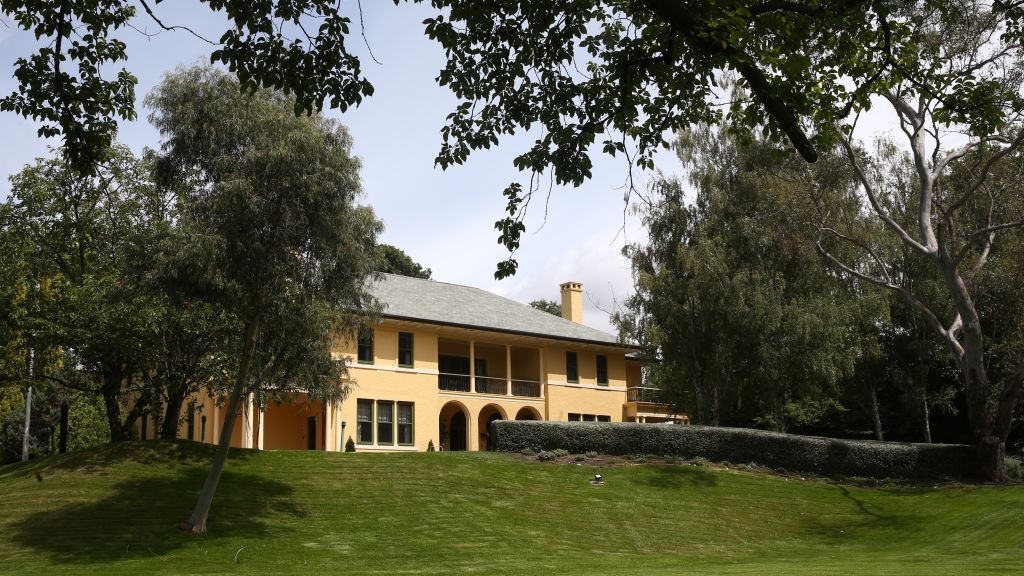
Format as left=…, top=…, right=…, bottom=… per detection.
left=345, top=437, right=356, bottom=453
left=148, top=66, right=382, bottom=532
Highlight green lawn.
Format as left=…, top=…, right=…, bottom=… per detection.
left=1, top=442, right=1022, bottom=575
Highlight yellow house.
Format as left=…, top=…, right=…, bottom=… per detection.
left=152, top=274, right=684, bottom=451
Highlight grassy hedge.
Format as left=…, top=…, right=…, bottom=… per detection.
left=490, top=421, right=977, bottom=480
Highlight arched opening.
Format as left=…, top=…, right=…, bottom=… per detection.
left=515, top=406, right=541, bottom=421
left=439, top=401, right=469, bottom=451
left=477, top=404, right=507, bottom=451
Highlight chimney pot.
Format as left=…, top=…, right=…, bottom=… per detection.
left=559, top=281, right=583, bottom=324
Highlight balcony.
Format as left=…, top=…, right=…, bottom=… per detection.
left=436, top=338, right=544, bottom=399
left=626, top=386, right=666, bottom=404
left=436, top=374, right=543, bottom=398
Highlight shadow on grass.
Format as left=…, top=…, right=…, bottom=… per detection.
left=641, top=463, right=719, bottom=489
left=801, top=484, right=920, bottom=541
left=0, top=440, right=250, bottom=481
left=8, top=450, right=303, bottom=565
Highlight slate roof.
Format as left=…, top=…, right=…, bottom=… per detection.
left=368, top=273, right=631, bottom=348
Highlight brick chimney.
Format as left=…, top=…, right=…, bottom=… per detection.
left=560, top=281, right=583, bottom=324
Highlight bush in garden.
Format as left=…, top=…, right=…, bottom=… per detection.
left=491, top=420, right=977, bottom=480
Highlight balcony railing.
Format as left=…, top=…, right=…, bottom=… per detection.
left=511, top=379, right=541, bottom=398
left=474, top=376, right=507, bottom=395
left=626, top=386, right=666, bottom=404
left=437, top=373, right=543, bottom=398
left=438, top=373, right=471, bottom=392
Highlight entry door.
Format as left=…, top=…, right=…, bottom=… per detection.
left=307, top=416, right=317, bottom=450
left=449, top=411, right=467, bottom=451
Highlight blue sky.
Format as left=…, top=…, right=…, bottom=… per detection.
left=0, top=2, right=684, bottom=335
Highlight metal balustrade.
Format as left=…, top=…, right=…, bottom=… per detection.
left=511, top=379, right=541, bottom=398
left=474, top=376, right=507, bottom=395
left=626, top=386, right=666, bottom=404
left=437, top=373, right=543, bottom=398
left=438, top=373, right=471, bottom=392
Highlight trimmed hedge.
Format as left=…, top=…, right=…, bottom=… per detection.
left=490, top=420, right=977, bottom=480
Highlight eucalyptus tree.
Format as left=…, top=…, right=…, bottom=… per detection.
left=618, top=123, right=882, bottom=431
left=816, top=4, right=1024, bottom=480
left=147, top=65, right=381, bottom=533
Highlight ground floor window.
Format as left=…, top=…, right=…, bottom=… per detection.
left=569, top=413, right=609, bottom=422
left=397, top=402, right=414, bottom=445
left=357, top=399, right=374, bottom=444
left=377, top=401, right=394, bottom=445
left=356, top=399, right=415, bottom=446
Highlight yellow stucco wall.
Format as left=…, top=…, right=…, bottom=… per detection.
left=544, top=384, right=624, bottom=422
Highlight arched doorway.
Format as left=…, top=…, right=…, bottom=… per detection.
left=439, top=401, right=469, bottom=451
left=515, top=406, right=541, bottom=421
left=478, top=404, right=507, bottom=451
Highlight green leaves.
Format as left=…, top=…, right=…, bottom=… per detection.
left=2, top=0, right=376, bottom=176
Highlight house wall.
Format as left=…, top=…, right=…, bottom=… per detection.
left=181, top=318, right=640, bottom=452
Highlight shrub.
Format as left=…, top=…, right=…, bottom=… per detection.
left=490, top=421, right=977, bottom=480
left=537, top=450, right=557, bottom=462
left=585, top=451, right=598, bottom=459
left=427, top=440, right=435, bottom=452
left=520, top=447, right=536, bottom=456
left=574, top=453, right=588, bottom=462
left=1007, top=457, right=1023, bottom=482
left=552, top=448, right=568, bottom=458
left=345, top=437, right=356, bottom=453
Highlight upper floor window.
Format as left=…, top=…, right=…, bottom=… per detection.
left=596, top=355, right=608, bottom=385
left=566, top=351, right=579, bottom=383
left=398, top=332, right=414, bottom=367
left=358, top=327, right=374, bottom=364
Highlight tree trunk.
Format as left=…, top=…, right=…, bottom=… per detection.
left=978, top=435, right=1007, bottom=483
left=183, top=315, right=261, bottom=534
left=102, top=367, right=129, bottom=442
left=710, top=373, right=721, bottom=427
left=869, top=381, right=884, bottom=441
left=21, top=386, right=32, bottom=461
left=921, top=393, right=932, bottom=444
left=773, top=394, right=786, bottom=434
left=160, top=381, right=188, bottom=440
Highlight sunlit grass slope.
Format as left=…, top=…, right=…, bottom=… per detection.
left=1, top=442, right=1022, bottom=575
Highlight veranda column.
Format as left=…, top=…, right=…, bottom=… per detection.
left=506, top=345, right=512, bottom=396
left=469, top=340, right=476, bottom=393
left=257, top=405, right=265, bottom=450
left=539, top=347, right=548, bottom=419
left=212, top=396, right=220, bottom=446
left=325, top=399, right=333, bottom=452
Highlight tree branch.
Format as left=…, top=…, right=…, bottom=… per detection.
left=137, top=0, right=216, bottom=45
left=839, top=135, right=933, bottom=256
left=816, top=235, right=964, bottom=361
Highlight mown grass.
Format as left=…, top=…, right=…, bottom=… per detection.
left=0, top=441, right=1022, bottom=575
